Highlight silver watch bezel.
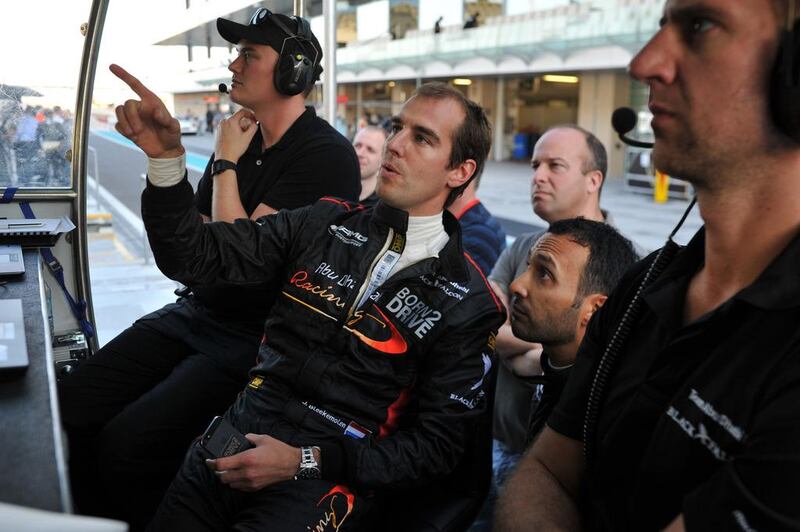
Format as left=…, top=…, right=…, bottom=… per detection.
left=294, top=446, right=321, bottom=480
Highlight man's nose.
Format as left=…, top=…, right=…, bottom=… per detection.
left=510, top=275, right=526, bottom=299
left=385, top=129, right=405, bottom=157
left=532, top=167, right=548, bottom=186
left=629, top=26, right=677, bottom=86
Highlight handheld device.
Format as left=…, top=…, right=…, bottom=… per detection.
left=199, top=416, right=253, bottom=458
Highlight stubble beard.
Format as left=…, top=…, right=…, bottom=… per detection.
left=652, top=126, right=720, bottom=190
left=515, top=306, right=578, bottom=346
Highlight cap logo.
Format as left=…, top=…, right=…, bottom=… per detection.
left=250, top=8, right=269, bottom=25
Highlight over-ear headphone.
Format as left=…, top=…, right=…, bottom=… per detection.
left=771, top=0, right=800, bottom=142
left=257, top=10, right=319, bottom=96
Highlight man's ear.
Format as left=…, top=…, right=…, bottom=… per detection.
left=579, top=293, right=608, bottom=328
left=586, top=170, right=604, bottom=194
left=447, top=158, right=477, bottom=190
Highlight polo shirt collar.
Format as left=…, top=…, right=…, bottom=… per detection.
left=737, top=228, right=800, bottom=309
left=644, top=225, right=800, bottom=316
left=244, top=106, right=316, bottom=157
left=641, top=229, right=704, bottom=334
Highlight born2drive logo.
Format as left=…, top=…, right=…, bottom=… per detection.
left=385, top=287, right=441, bottom=339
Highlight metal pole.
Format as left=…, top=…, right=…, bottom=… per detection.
left=72, top=0, right=109, bottom=355
left=88, top=146, right=101, bottom=212
left=323, top=0, right=337, bottom=124
left=356, top=83, right=363, bottom=129
left=494, top=78, right=506, bottom=162
left=294, top=0, right=305, bottom=17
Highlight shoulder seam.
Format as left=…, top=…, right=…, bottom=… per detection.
left=463, top=252, right=503, bottom=312
left=319, top=197, right=355, bottom=211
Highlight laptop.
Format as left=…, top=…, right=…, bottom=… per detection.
left=0, top=299, right=28, bottom=376
left=0, top=245, right=25, bottom=276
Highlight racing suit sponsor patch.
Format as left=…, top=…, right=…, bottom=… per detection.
left=301, top=401, right=373, bottom=439
left=329, top=225, right=368, bottom=247
left=346, top=307, right=408, bottom=355
left=309, top=485, right=355, bottom=531
left=385, top=287, right=442, bottom=339
left=315, top=262, right=357, bottom=290
left=449, top=335, right=495, bottom=410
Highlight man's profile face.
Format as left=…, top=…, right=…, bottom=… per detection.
left=531, top=128, right=596, bottom=223
left=353, top=128, right=386, bottom=181
left=228, top=40, right=280, bottom=108
left=376, top=95, right=467, bottom=216
left=509, top=233, right=589, bottom=346
left=629, top=0, right=783, bottom=184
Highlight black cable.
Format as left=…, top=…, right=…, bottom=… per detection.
left=582, top=196, right=697, bottom=467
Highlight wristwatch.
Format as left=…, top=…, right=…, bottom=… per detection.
left=294, top=446, right=321, bottom=480
left=211, top=159, right=237, bottom=177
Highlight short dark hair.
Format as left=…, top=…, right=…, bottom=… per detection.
left=410, top=83, right=492, bottom=207
left=546, top=218, right=638, bottom=300
left=544, top=124, right=608, bottom=194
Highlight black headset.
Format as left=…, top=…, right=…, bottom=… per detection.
left=250, top=8, right=320, bottom=97
left=771, top=0, right=800, bottom=142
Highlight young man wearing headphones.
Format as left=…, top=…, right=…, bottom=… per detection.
left=497, top=1, right=800, bottom=530
left=58, top=9, right=360, bottom=531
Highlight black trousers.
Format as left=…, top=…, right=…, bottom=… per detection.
left=148, top=442, right=377, bottom=531
left=58, top=298, right=263, bottom=531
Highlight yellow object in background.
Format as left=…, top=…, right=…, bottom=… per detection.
left=654, top=170, right=669, bottom=203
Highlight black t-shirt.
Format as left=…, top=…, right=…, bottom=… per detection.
left=549, top=228, right=800, bottom=531
left=525, top=353, right=572, bottom=446
left=191, top=106, right=360, bottom=323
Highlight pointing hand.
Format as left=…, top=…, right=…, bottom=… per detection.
left=110, top=64, right=184, bottom=159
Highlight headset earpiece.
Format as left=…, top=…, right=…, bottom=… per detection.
left=269, top=14, right=317, bottom=96
left=770, top=7, right=800, bottom=142
left=275, top=42, right=314, bottom=96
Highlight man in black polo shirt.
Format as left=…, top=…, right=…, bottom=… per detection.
left=59, top=9, right=359, bottom=530
left=497, top=0, right=800, bottom=530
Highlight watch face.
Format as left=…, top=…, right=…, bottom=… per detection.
left=295, top=466, right=322, bottom=480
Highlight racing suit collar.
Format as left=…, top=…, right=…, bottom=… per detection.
left=372, top=201, right=409, bottom=233
left=371, top=200, right=469, bottom=282
left=439, top=210, right=469, bottom=282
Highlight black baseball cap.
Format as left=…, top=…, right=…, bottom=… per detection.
left=217, top=8, right=323, bottom=79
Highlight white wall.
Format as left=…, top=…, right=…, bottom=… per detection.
left=418, top=0, right=463, bottom=30
left=357, top=1, right=390, bottom=41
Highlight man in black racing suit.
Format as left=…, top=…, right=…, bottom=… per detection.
left=114, top=78, right=505, bottom=530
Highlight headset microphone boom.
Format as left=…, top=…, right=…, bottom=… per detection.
left=611, top=107, right=654, bottom=149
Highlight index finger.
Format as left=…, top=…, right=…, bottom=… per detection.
left=109, top=63, right=156, bottom=99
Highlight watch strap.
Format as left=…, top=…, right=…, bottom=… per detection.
left=211, top=159, right=237, bottom=176
left=294, top=446, right=321, bottom=480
